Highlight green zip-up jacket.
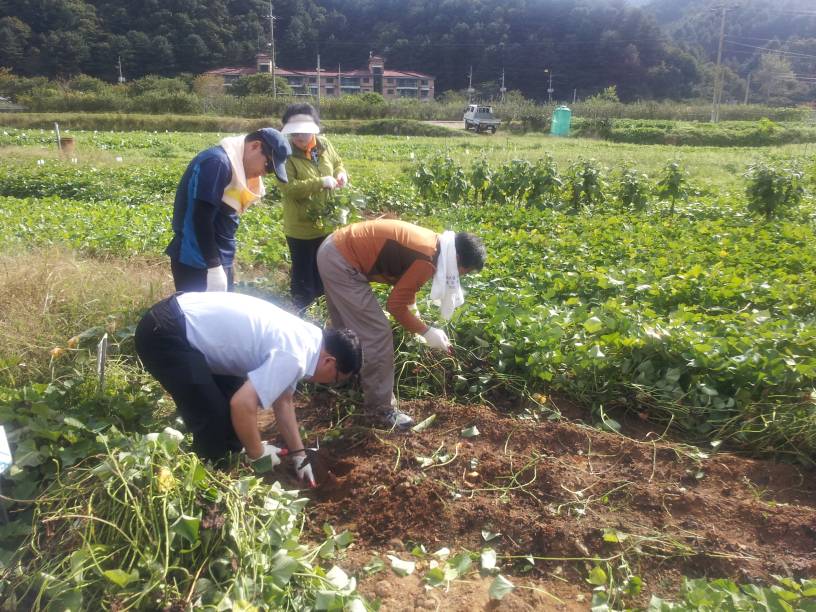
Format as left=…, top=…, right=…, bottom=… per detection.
left=279, top=135, right=346, bottom=240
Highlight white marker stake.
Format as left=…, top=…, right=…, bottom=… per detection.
left=0, top=426, right=11, bottom=476
left=0, top=425, right=9, bottom=523
left=97, top=333, right=108, bottom=392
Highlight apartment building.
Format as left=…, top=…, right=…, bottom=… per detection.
left=206, top=53, right=435, bottom=101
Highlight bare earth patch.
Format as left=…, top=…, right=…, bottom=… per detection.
left=260, top=396, right=816, bottom=610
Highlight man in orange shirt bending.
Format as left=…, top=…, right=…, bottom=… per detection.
left=317, top=219, right=486, bottom=429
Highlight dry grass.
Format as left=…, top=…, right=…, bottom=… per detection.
left=0, top=249, right=174, bottom=384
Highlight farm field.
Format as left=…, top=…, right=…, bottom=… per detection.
left=0, top=125, right=814, bottom=610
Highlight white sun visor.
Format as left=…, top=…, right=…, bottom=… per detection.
left=281, top=114, right=320, bottom=134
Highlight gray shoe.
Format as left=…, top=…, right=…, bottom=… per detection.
left=373, top=409, right=414, bottom=431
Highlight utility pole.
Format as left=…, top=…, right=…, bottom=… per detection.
left=268, top=1, right=277, bottom=98
left=500, top=68, right=506, bottom=102
left=743, top=72, right=751, bottom=105
left=710, top=5, right=733, bottom=123
left=337, top=64, right=341, bottom=97
left=545, top=69, right=554, bottom=104
left=117, top=56, right=125, bottom=84
left=316, top=54, right=321, bottom=106
left=467, top=66, right=475, bottom=101
left=573, top=88, right=577, bottom=104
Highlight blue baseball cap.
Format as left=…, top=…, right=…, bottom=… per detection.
left=258, top=127, right=291, bottom=183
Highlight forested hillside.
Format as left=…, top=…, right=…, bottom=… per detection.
left=0, top=0, right=813, bottom=102
left=0, top=0, right=697, bottom=100
left=643, top=0, right=816, bottom=103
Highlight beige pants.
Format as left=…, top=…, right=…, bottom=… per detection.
left=316, top=236, right=397, bottom=414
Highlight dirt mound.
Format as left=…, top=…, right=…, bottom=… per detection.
left=260, top=397, right=816, bottom=608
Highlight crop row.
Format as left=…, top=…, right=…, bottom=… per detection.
left=413, top=154, right=813, bottom=219
left=0, top=144, right=814, bottom=459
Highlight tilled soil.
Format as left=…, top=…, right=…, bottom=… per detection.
left=260, top=396, right=816, bottom=610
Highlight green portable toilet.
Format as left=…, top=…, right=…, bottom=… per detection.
left=550, top=105, right=572, bottom=137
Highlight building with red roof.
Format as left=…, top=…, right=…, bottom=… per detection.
left=206, top=53, right=435, bottom=101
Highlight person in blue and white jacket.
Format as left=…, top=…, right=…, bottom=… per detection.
left=165, top=128, right=291, bottom=292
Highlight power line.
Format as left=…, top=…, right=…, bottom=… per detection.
left=726, top=40, right=816, bottom=60
left=313, top=37, right=673, bottom=49
left=775, top=10, right=816, bottom=16
left=725, top=34, right=808, bottom=43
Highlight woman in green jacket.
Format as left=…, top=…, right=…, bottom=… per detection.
left=279, top=103, right=348, bottom=311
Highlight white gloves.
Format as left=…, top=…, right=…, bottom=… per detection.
left=422, top=326, right=451, bottom=351
left=336, top=171, right=349, bottom=188
left=294, top=454, right=317, bottom=488
left=321, top=176, right=338, bottom=190
left=206, top=265, right=228, bottom=292
left=248, top=442, right=288, bottom=473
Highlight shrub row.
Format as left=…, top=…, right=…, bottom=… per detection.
left=0, top=113, right=459, bottom=137
left=573, top=117, right=816, bottom=146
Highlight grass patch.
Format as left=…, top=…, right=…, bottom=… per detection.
left=0, top=249, right=171, bottom=385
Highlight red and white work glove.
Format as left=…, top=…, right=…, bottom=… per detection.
left=206, top=265, right=228, bottom=292
left=422, top=326, right=451, bottom=352
left=293, top=453, right=317, bottom=488
left=335, top=171, right=349, bottom=188
left=321, top=176, right=338, bottom=190
left=248, top=442, right=288, bottom=473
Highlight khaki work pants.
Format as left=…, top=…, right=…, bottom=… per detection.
left=316, top=236, right=397, bottom=414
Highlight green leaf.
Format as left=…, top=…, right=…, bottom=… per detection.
left=362, top=556, right=385, bottom=575
left=411, top=414, right=437, bottom=432
left=602, top=528, right=628, bottom=543
left=583, top=316, right=603, bottom=334
left=451, top=552, right=472, bottom=575
left=334, top=530, right=353, bottom=548
left=314, top=591, right=340, bottom=610
left=318, top=538, right=336, bottom=559
left=190, top=462, right=208, bottom=486
left=591, top=590, right=611, bottom=611
left=49, top=589, right=83, bottom=611
left=268, top=549, right=301, bottom=587
left=63, top=417, right=86, bottom=429
left=424, top=567, right=446, bottom=587
left=489, top=574, right=515, bottom=600
left=102, top=568, right=138, bottom=588
left=461, top=426, right=480, bottom=438
left=587, top=566, right=608, bottom=586
left=626, top=575, right=643, bottom=596
left=700, top=384, right=719, bottom=397
left=590, top=345, right=606, bottom=359
left=170, top=514, right=201, bottom=546
left=410, top=544, right=427, bottom=558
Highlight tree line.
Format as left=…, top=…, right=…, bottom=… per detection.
left=0, top=0, right=812, bottom=103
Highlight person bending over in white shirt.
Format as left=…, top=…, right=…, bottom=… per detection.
left=134, top=292, right=361, bottom=487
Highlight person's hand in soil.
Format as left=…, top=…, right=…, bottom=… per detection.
left=294, top=453, right=317, bottom=488
left=248, top=442, right=288, bottom=473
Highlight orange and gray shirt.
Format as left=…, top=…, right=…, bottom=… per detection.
left=332, top=220, right=439, bottom=334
